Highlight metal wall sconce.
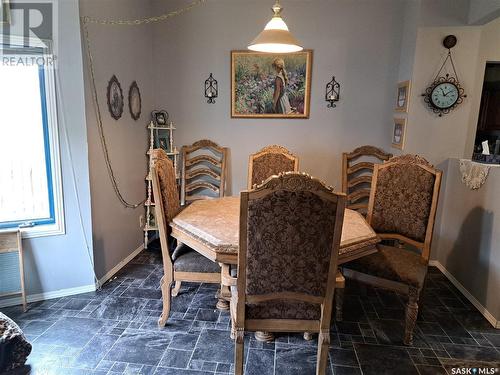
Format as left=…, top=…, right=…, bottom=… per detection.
left=205, top=73, right=218, bottom=104
left=325, top=76, right=340, bottom=108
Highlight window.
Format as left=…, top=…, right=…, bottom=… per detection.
left=0, top=38, right=64, bottom=237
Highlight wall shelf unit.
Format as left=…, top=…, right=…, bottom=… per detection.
left=143, top=121, right=179, bottom=248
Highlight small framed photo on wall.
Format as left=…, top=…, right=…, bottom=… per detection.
left=151, top=110, right=169, bottom=127
left=156, top=136, right=169, bottom=152
left=395, top=80, right=411, bottom=112
left=392, top=117, right=407, bottom=150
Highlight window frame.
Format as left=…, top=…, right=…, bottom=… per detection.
left=0, top=36, right=64, bottom=238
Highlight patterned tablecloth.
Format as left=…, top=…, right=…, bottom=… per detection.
left=171, top=196, right=380, bottom=264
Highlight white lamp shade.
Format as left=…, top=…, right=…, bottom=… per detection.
left=248, top=10, right=303, bottom=53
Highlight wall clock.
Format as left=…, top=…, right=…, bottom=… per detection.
left=422, top=35, right=466, bottom=117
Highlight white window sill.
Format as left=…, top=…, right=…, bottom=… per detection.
left=0, top=222, right=65, bottom=239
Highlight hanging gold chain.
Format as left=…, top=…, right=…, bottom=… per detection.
left=81, top=0, right=207, bottom=209
left=82, top=0, right=206, bottom=26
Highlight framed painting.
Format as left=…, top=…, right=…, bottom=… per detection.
left=231, top=50, right=312, bottom=118
left=391, top=117, right=407, bottom=150
left=395, top=80, right=411, bottom=112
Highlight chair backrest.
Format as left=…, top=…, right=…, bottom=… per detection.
left=367, top=154, right=442, bottom=261
left=342, top=145, right=392, bottom=215
left=238, top=172, right=346, bottom=320
left=151, top=149, right=181, bottom=270
left=181, top=139, right=228, bottom=205
left=247, top=145, right=299, bottom=189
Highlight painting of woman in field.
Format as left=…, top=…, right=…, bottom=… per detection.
left=231, top=50, right=312, bottom=118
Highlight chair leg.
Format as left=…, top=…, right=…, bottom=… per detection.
left=316, top=330, right=330, bottom=375
left=404, top=287, right=420, bottom=345
left=234, top=329, right=245, bottom=375
left=335, top=287, right=345, bottom=322
left=171, top=281, right=182, bottom=297
left=158, top=275, right=173, bottom=327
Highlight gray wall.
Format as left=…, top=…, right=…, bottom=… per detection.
left=151, top=0, right=407, bottom=193
left=437, top=160, right=500, bottom=322
left=4, top=0, right=96, bottom=297
left=79, top=0, right=154, bottom=279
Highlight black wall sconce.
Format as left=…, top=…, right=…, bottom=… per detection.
left=205, top=73, right=218, bottom=104
left=325, top=76, right=340, bottom=108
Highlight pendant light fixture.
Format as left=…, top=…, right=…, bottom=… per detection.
left=248, top=0, right=303, bottom=53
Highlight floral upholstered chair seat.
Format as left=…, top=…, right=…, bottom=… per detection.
left=345, top=244, right=428, bottom=289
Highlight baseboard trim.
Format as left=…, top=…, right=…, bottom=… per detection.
left=0, top=241, right=148, bottom=309
left=0, top=284, right=96, bottom=309
left=429, top=260, right=499, bottom=328
left=96, top=242, right=145, bottom=288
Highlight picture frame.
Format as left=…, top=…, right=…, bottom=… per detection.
left=1, top=0, right=10, bottom=25
left=156, top=136, right=169, bottom=152
left=128, top=81, right=142, bottom=121
left=231, top=50, right=312, bottom=118
left=106, top=75, right=124, bottom=120
left=395, top=80, right=411, bottom=112
left=151, top=110, right=169, bottom=127
left=391, top=117, right=407, bottom=150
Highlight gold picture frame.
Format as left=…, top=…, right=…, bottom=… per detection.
left=391, top=117, right=407, bottom=150
left=1, top=0, right=11, bottom=25
left=231, top=50, right=312, bottom=119
left=395, top=80, right=411, bottom=113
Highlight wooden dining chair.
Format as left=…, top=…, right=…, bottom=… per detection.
left=232, top=172, right=346, bottom=375
left=181, top=139, right=228, bottom=205
left=342, top=145, right=392, bottom=215
left=341, top=154, right=442, bottom=345
left=247, top=145, right=299, bottom=189
left=151, top=149, right=221, bottom=327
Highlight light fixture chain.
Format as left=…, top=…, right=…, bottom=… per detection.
left=82, top=0, right=206, bottom=26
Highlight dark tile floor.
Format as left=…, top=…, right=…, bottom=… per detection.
left=2, top=242, right=500, bottom=375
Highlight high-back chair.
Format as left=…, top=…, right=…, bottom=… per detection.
left=151, top=149, right=221, bottom=327
left=341, top=154, right=442, bottom=345
left=342, top=145, right=392, bottom=215
left=181, top=139, right=228, bottom=205
left=247, top=145, right=299, bottom=189
left=232, top=172, right=346, bottom=375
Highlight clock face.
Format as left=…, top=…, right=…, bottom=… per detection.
left=430, top=82, right=459, bottom=109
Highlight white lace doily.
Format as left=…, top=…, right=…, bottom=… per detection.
left=459, top=159, right=490, bottom=190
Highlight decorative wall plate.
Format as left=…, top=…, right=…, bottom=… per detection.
left=128, top=81, right=142, bottom=121
left=107, top=75, right=124, bottom=120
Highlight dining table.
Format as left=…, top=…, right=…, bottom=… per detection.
left=170, top=196, right=380, bottom=312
